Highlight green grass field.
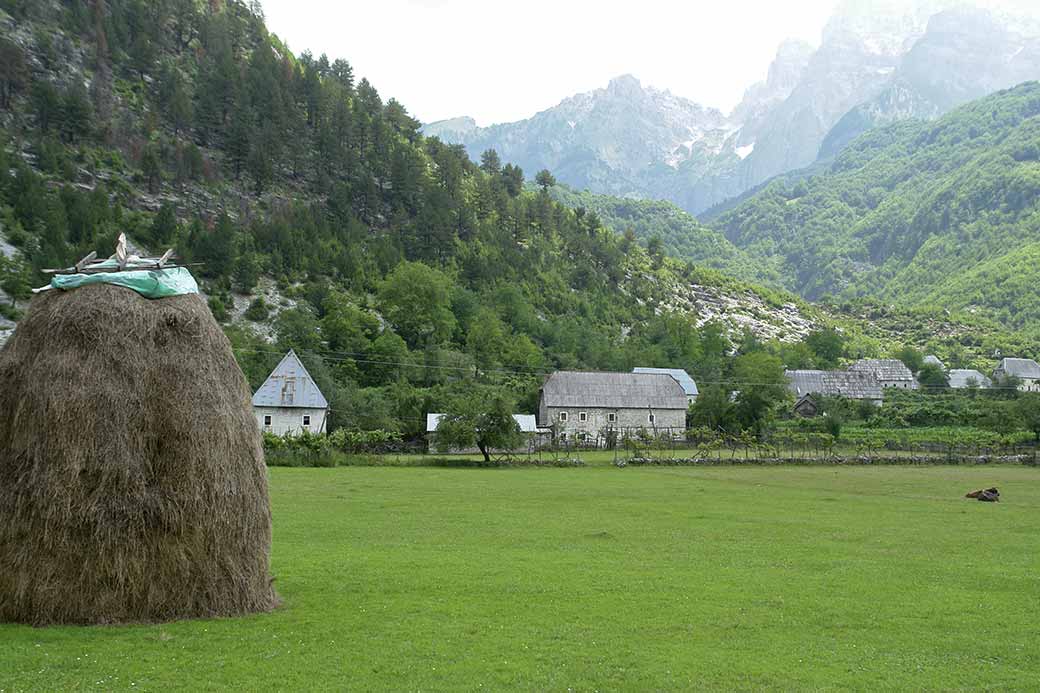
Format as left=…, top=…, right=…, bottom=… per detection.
left=3, top=466, right=1039, bottom=690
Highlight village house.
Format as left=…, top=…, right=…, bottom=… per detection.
left=948, top=369, right=992, bottom=389
left=252, top=350, right=329, bottom=436
left=632, top=367, right=699, bottom=404
left=848, top=359, right=917, bottom=389
left=538, top=371, right=688, bottom=444
left=425, top=413, right=549, bottom=452
left=992, top=358, right=1040, bottom=392
left=785, top=369, right=883, bottom=412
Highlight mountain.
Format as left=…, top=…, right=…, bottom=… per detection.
left=426, top=0, right=1040, bottom=215
left=0, top=0, right=837, bottom=434
left=425, top=74, right=734, bottom=204
left=819, top=5, right=1040, bottom=158
left=711, top=82, right=1040, bottom=335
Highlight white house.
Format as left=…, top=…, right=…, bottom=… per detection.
left=252, top=350, right=329, bottom=435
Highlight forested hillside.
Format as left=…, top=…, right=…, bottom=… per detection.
left=0, top=0, right=844, bottom=437
left=712, top=82, right=1040, bottom=334
left=547, top=184, right=771, bottom=285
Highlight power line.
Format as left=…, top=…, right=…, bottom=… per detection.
left=232, top=346, right=1024, bottom=390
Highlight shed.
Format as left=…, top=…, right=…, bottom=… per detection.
left=632, top=367, right=699, bottom=403
left=252, top=350, right=329, bottom=435
left=793, top=394, right=819, bottom=417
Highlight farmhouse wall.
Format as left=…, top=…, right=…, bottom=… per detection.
left=255, top=406, right=327, bottom=436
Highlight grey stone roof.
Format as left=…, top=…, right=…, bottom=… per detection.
left=426, top=413, right=542, bottom=433
left=923, top=355, right=945, bottom=370
left=948, top=369, right=992, bottom=389
left=632, top=367, right=699, bottom=397
left=540, top=371, right=688, bottom=410
left=786, top=369, right=883, bottom=401
left=996, top=358, right=1040, bottom=380
left=849, top=359, right=916, bottom=382
left=252, top=350, right=329, bottom=409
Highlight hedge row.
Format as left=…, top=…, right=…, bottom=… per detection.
left=617, top=455, right=1039, bottom=467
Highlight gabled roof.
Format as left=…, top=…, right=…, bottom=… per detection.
left=426, top=413, right=541, bottom=433
left=996, top=358, right=1040, bottom=380
left=923, top=355, right=945, bottom=370
left=252, top=350, right=329, bottom=409
left=948, top=369, right=992, bottom=389
left=540, top=371, right=688, bottom=410
left=632, top=367, right=699, bottom=397
left=849, top=359, right=915, bottom=382
left=785, top=369, right=882, bottom=401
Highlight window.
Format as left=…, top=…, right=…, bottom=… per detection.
left=303, top=415, right=311, bottom=427
left=648, top=413, right=656, bottom=424
left=263, top=415, right=272, bottom=427
left=578, top=412, right=587, bottom=422
left=280, top=379, right=295, bottom=405
left=559, top=412, right=568, bottom=422
left=607, top=412, right=616, bottom=424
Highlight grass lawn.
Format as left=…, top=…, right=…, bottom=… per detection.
left=2, top=465, right=1039, bottom=690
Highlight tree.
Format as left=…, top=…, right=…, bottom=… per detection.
left=435, top=391, right=522, bottom=463
left=150, top=202, right=178, bottom=246
left=805, top=327, right=844, bottom=368
left=535, top=169, right=556, bottom=192
left=0, top=37, right=28, bottom=109
left=141, top=143, right=162, bottom=194
left=60, top=82, right=93, bottom=143
left=688, top=385, right=736, bottom=433
left=731, top=352, right=789, bottom=439
left=893, top=346, right=924, bottom=374
left=479, top=149, right=501, bottom=176
left=0, top=258, right=31, bottom=308
left=500, top=163, right=524, bottom=197
left=1016, top=394, right=1040, bottom=441
left=917, top=363, right=949, bottom=390
left=377, top=261, right=457, bottom=349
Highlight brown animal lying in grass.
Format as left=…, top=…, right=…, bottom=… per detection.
left=965, top=487, right=1000, bottom=502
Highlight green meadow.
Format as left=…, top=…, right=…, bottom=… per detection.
left=3, top=465, right=1039, bottom=691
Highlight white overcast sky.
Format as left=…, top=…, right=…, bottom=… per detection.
left=259, top=0, right=1036, bottom=126
left=260, top=0, right=841, bottom=125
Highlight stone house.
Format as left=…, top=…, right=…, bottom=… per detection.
left=848, top=359, right=917, bottom=389
left=252, top=350, right=329, bottom=436
left=785, top=369, right=883, bottom=407
left=537, top=371, right=688, bottom=444
left=993, top=358, right=1040, bottom=392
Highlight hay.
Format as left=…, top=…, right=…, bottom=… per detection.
left=0, top=284, right=277, bottom=625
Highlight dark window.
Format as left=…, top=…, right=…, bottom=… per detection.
left=648, top=413, right=656, bottom=424
left=579, top=412, right=587, bottom=422
left=608, top=412, right=617, bottom=423
left=303, top=415, right=311, bottom=426
left=559, top=412, right=568, bottom=422
left=263, top=415, right=272, bottom=426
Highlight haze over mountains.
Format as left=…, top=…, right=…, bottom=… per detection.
left=424, top=0, right=1040, bottom=215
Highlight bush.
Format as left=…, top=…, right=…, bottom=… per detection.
left=244, top=297, right=269, bottom=322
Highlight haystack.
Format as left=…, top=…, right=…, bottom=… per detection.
left=0, top=284, right=277, bottom=625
